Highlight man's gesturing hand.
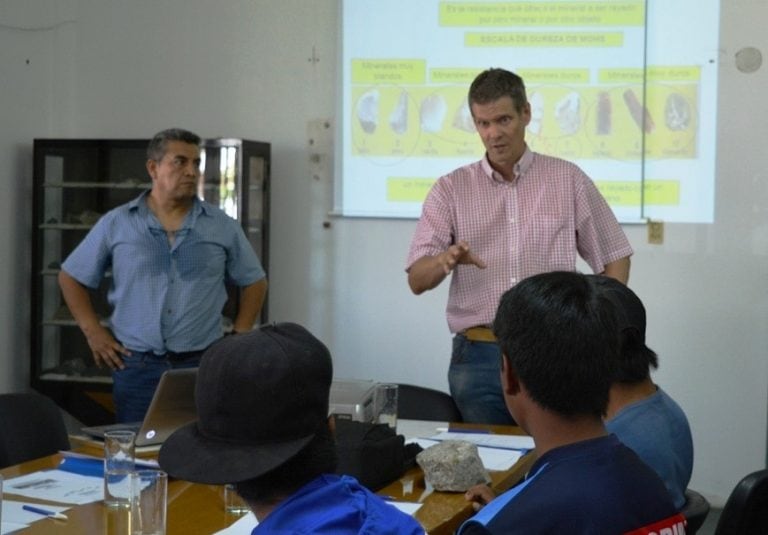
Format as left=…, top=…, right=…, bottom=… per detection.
left=438, top=240, right=487, bottom=274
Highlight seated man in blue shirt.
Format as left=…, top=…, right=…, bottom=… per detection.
left=591, top=275, right=694, bottom=510
left=159, top=322, right=424, bottom=535
left=58, top=128, right=267, bottom=422
left=461, top=271, right=683, bottom=534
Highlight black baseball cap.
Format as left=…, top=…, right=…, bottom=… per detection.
left=159, top=322, right=333, bottom=484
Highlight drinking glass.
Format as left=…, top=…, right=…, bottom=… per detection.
left=223, top=483, right=249, bottom=514
left=375, top=383, right=398, bottom=428
left=129, top=470, right=167, bottom=535
left=104, top=430, right=136, bottom=508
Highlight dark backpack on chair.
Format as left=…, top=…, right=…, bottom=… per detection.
left=334, top=419, right=422, bottom=491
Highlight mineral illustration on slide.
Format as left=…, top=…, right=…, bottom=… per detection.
left=356, top=89, right=380, bottom=134
left=595, top=91, right=612, bottom=136
left=528, top=91, right=545, bottom=135
left=555, top=91, right=582, bottom=135
left=452, top=99, right=475, bottom=133
left=664, top=92, right=691, bottom=131
left=623, top=89, right=655, bottom=134
left=389, top=90, right=409, bottom=135
left=420, top=93, right=447, bottom=133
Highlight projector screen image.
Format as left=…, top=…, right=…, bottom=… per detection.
left=338, top=0, right=720, bottom=223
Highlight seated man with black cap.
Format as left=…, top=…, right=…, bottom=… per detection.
left=159, top=322, right=424, bottom=535
left=590, top=275, right=693, bottom=510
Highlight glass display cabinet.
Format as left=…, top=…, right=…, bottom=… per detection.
left=30, top=138, right=270, bottom=424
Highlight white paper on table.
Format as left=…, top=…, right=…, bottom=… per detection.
left=2, top=499, right=70, bottom=525
left=407, top=438, right=524, bottom=471
left=387, top=501, right=422, bottom=515
left=3, top=469, right=103, bottom=505
left=2, top=521, right=29, bottom=535
left=213, top=512, right=258, bottom=534
left=472, top=446, right=524, bottom=471
left=428, top=431, right=534, bottom=451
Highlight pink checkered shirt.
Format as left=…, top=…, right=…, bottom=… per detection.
left=406, top=148, right=633, bottom=333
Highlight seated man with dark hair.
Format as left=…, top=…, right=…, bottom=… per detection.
left=590, top=275, right=694, bottom=510
left=159, top=323, right=424, bottom=535
left=460, top=271, right=683, bottom=534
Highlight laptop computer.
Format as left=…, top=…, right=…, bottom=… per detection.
left=80, top=367, right=198, bottom=447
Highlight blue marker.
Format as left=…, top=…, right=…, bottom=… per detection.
left=22, top=504, right=68, bottom=521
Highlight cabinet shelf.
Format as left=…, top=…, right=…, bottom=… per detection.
left=44, top=181, right=151, bottom=189
left=39, top=223, right=94, bottom=230
left=39, top=373, right=113, bottom=384
left=44, top=181, right=229, bottom=190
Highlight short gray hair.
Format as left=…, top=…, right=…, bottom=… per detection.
left=147, top=128, right=201, bottom=161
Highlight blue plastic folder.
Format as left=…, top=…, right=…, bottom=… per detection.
left=58, top=456, right=104, bottom=478
left=57, top=453, right=159, bottom=479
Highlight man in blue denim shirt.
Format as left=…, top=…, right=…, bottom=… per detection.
left=59, top=128, right=267, bottom=422
left=593, top=275, right=693, bottom=509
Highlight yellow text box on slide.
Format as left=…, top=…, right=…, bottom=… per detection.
left=466, top=32, right=623, bottom=47
left=595, top=180, right=680, bottom=206
left=387, top=178, right=680, bottom=206
left=439, top=2, right=645, bottom=27
left=351, top=60, right=426, bottom=85
left=387, top=178, right=437, bottom=202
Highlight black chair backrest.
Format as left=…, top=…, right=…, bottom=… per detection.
left=681, top=488, right=710, bottom=534
left=715, top=468, right=768, bottom=535
left=396, top=384, right=462, bottom=422
left=0, top=392, right=71, bottom=468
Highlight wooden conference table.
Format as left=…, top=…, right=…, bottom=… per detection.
left=0, top=421, right=535, bottom=535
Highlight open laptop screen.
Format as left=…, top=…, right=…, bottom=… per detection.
left=80, top=367, right=198, bottom=447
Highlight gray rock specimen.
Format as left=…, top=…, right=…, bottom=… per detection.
left=416, top=440, right=491, bottom=492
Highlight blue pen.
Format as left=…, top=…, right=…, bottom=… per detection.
left=22, top=504, right=68, bottom=521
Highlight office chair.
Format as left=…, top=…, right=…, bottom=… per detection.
left=681, top=488, right=710, bottom=534
left=396, top=384, right=463, bottom=422
left=0, top=392, right=71, bottom=468
left=714, top=468, right=768, bottom=535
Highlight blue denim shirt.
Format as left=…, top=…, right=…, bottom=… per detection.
left=605, top=387, right=694, bottom=509
left=62, top=191, right=265, bottom=353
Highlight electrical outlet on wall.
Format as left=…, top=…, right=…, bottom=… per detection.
left=647, top=220, right=664, bottom=244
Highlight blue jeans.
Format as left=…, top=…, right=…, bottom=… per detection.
left=112, top=350, right=202, bottom=423
left=448, top=334, right=516, bottom=425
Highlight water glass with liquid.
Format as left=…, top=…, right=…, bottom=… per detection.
left=130, top=469, right=167, bottom=535
left=104, top=430, right=136, bottom=508
left=375, top=383, right=399, bottom=428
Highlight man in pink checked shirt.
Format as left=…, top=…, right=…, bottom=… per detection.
left=405, top=68, right=633, bottom=425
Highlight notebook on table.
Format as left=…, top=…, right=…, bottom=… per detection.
left=80, top=367, right=198, bottom=447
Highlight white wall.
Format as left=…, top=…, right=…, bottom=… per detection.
left=0, top=0, right=765, bottom=506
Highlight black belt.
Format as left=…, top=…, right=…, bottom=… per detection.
left=120, top=342, right=207, bottom=362
left=164, top=349, right=205, bottom=362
